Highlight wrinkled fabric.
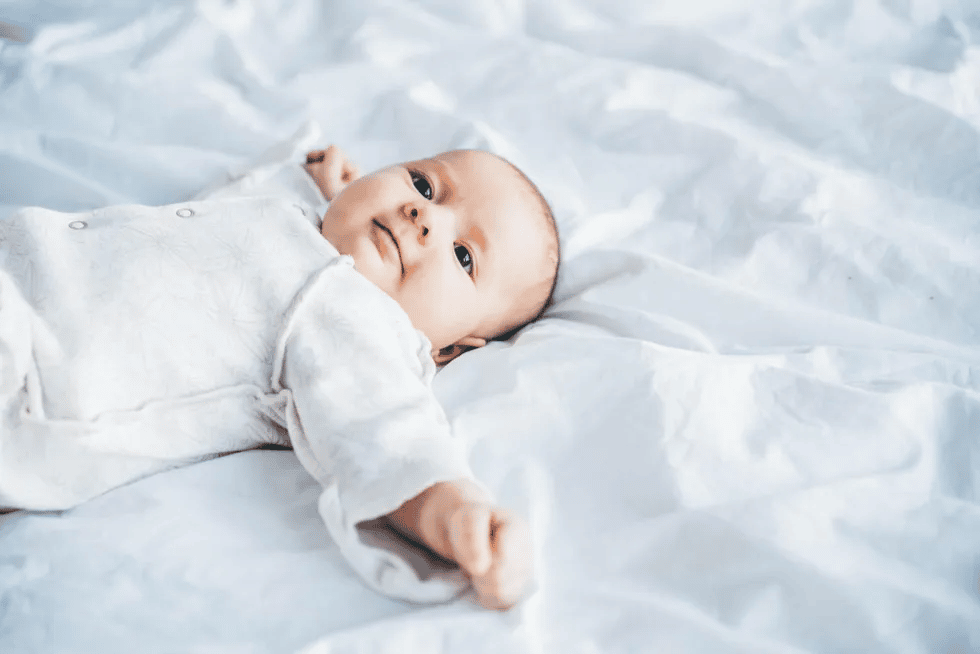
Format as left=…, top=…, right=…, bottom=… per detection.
left=2, top=0, right=980, bottom=652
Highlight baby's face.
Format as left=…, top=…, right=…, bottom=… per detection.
left=320, top=150, right=554, bottom=357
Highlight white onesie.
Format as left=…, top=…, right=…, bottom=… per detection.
left=0, top=181, right=475, bottom=602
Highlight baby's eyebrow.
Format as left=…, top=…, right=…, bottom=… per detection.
left=427, top=158, right=457, bottom=201
left=472, top=224, right=489, bottom=266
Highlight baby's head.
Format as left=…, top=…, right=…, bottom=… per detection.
left=312, top=146, right=559, bottom=364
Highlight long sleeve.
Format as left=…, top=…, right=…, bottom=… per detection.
left=271, top=256, right=475, bottom=603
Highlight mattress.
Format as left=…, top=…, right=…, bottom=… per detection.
left=1, top=1, right=979, bottom=652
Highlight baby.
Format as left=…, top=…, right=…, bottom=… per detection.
left=0, top=144, right=560, bottom=610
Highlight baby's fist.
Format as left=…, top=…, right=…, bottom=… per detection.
left=446, top=503, right=533, bottom=610
left=385, top=480, right=535, bottom=610
left=303, top=145, right=360, bottom=201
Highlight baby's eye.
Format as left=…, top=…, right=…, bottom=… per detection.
left=410, top=171, right=433, bottom=200
left=454, top=244, right=474, bottom=276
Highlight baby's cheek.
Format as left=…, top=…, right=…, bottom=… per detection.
left=394, top=288, right=432, bottom=329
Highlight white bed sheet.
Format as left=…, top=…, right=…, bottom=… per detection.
left=1, top=1, right=979, bottom=652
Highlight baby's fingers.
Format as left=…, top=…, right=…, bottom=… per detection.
left=471, top=517, right=533, bottom=609
left=303, top=145, right=360, bottom=200
left=305, top=150, right=326, bottom=164
left=448, top=505, right=493, bottom=578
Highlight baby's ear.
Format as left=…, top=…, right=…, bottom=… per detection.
left=432, top=336, right=487, bottom=366
left=304, top=145, right=361, bottom=201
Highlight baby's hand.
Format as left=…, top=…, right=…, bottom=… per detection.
left=304, top=145, right=360, bottom=201
left=445, top=502, right=533, bottom=610
left=386, top=479, right=534, bottom=610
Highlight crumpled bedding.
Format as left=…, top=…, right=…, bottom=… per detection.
left=1, top=1, right=979, bottom=652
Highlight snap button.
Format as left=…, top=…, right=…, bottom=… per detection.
left=68, top=220, right=87, bottom=230
left=176, top=208, right=195, bottom=218
left=293, top=204, right=307, bottom=216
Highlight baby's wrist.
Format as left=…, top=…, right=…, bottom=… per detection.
left=417, top=480, right=490, bottom=552
left=424, top=479, right=485, bottom=517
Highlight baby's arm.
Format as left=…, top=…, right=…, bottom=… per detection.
left=386, top=479, right=533, bottom=610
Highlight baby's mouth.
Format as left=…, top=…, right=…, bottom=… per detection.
left=373, top=218, right=404, bottom=276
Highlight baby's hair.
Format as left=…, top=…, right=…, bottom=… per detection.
left=486, top=153, right=561, bottom=343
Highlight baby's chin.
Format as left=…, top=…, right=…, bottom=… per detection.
left=319, top=223, right=347, bottom=252
left=341, top=245, right=403, bottom=303
left=349, top=253, right=389, bottom=287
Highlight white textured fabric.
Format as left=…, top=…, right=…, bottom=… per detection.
left=0, top=195, right=472, bottom=601
left=194, top=120, right=330, bottom=215
left=2, top=1, right=980, bottom=653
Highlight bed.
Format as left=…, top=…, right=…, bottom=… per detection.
left=1, top=1, right=979, bottom=652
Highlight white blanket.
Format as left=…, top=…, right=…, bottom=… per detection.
left=1, top=1, right=979, bottom=652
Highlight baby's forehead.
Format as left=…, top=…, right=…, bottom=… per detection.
left=429, top=150, right=538, bottom=204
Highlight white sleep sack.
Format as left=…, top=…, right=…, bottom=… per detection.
left=0, top=196, right=473, bottom=602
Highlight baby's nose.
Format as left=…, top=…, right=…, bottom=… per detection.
left=400, top=203, right=419, bottom=223
left=400, top=203, right=430, bottom=241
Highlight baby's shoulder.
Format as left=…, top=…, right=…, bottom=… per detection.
left=287, top=260, right=436, bottom=381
